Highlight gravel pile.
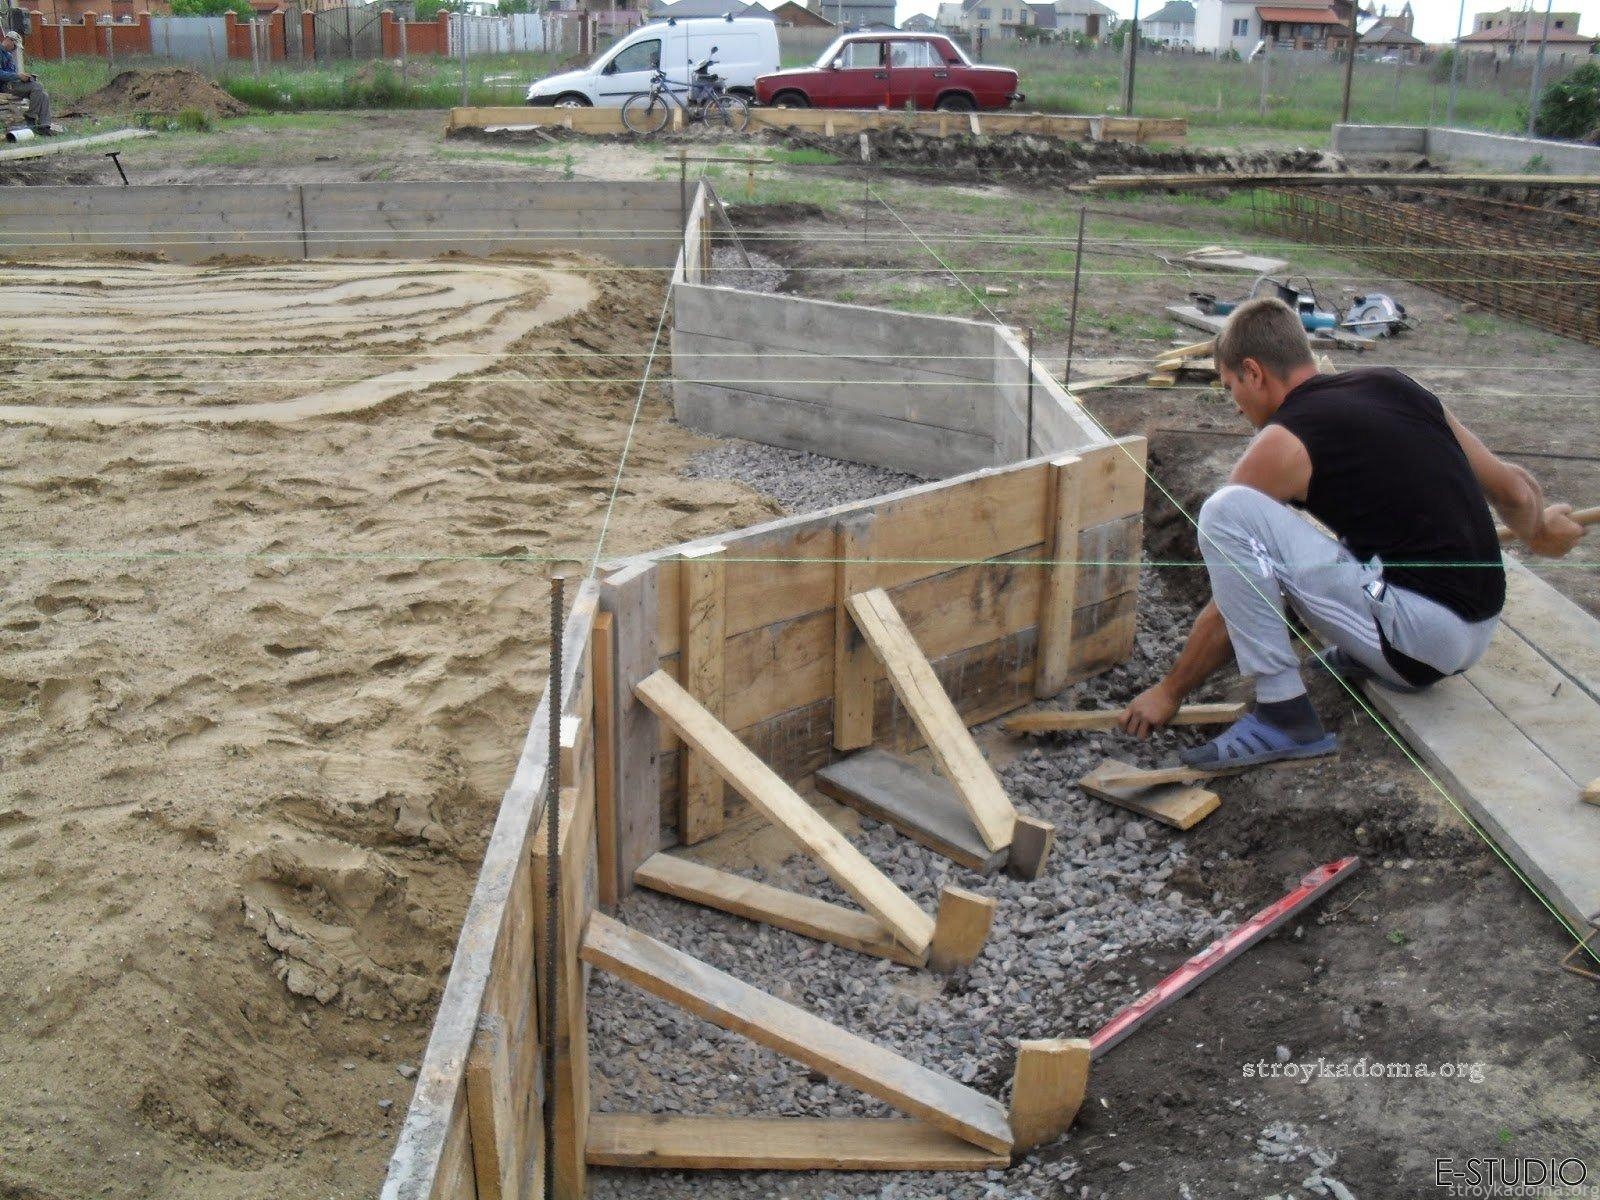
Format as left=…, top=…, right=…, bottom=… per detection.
left=586, top=572, right=1250, bottom=1199
left=682, top=438, right=928, bottom=514
left=707, top=245, right=788, bottom=293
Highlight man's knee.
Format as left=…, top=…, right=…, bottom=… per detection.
left=1198, top=483, right=1278, bottom=540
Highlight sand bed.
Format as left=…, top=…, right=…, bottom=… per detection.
left=0, top=255, right=779, bottom=1200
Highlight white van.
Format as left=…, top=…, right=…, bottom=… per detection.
left=524, top=16, right=779, bottom=108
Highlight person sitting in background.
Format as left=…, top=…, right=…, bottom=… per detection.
left=0, top=34, right=51, bottom=134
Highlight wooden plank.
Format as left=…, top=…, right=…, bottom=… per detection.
left=634, top=853, right=924, bottom=966
left=600, top=562, right=660, bottom=898
left=1079, top=759, right=1221, bottom=831
left=927, top=886, right=997, bottom=973
left=1074, top=436, right=1147, bottom=530
left=1004, top=702, right=1246, bottom=734
left=1035, top=454, right=1082, bottom=698
left=1091, top=755, right=1327, bottom=790
left=580, top=913, right=1013, bottom=1154
left=585, top=1115, right=1007, bottom=1171
left=635, top=670, right=936, bottom=954
left=465, top=1018, right=514, bottom=1200
left=834, top=515, right=876, bottom=751
left=1501, top=559, right=1600, bottom=705
left=1006, top=815, right=1055, bottom=881
left=814, top=748, right=1007, bottom=874
left=1008, top=1039, right=1091, bottom=1153
left=847, top=589, right=1017, bottom=853
left=1460, top=624, right=1600, bottom=788
left=592, top=611, right=619, bottom=911
left=679, top=545, right=727, bottom=845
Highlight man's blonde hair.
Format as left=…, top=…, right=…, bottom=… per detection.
left=1215, top=296, right=1315, bottom=379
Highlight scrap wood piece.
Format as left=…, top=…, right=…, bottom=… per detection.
left=1006, top=815, right=1055, bottom=881
left=1090, top=856, right=1361, bottom=1058
left=927, top=886, right=997, bottom=974
left=580, top=912, right=1014, bottom=1155
left=1091, top=752, right=1329, bottom=791
left=585, top=1114, right=1008, bottom=1171
left=1154, top=337, right=1216, bottom=364
left=1005, top=702, right=1245, bottom=735
left=846, top=588, right=1017, bottom=853
left=633, top=852, right=923, bottom=967
left=1079, top=758, right=1219, bottom=831
left=635, top=670, right=936, bottom=954
left=815, top=748, right=1008, bottom=874
left=1008, top=1039, right=1091, bottom=1153
left=1175, top=246, right=1290, bottom=275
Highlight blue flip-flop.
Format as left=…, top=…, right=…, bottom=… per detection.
left=1178, top=711, right=1338, bottom=770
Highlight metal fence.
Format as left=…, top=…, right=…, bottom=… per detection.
left=448, top=11, right=551, bottom=57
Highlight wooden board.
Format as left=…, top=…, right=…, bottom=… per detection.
left=1079, top=758, right=1220, bottom=830
left=580, top=913, right=1013, bottom=1155
left=1005, top=702, right=1245, bottom=734
left=592, top=611, right=619, bottom=911
left=600, top=562, right=661, bottom=899
left=1008, top=1039, right=1090, bottom=1153
left=635, top=670, right=936, bottom=954
left=815, top=748, right=1007, bottom=874
left=846, top=589, right=1017, bottom=853
left=1176, top=246, right=1290, bottom=275
left=833, top=515, right=876, bottom=751
left=679, top=545, right=727, bottom=845
left=585, top=1114, right=1008, bottom=1171
left=927, top=886, right=998, bottom=973
left=1035, top=454, right=1082, bottom=698
left=633, top=852, right=923, bottom=967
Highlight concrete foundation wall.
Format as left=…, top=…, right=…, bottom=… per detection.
left=1333, top=123, right=1600, bottom=173
left=671, top=284, right=1104, bottom=478
left=0, top=182, right=686, bottom=264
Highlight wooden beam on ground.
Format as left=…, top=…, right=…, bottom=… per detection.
left=1035, top=455, right=1083, bottom=698
left=1079, top=758, right=1220, bottom=831
left=1153, top=337, right=1216, bottom=363
left=633, top=852, right=923, bottom=966
left=927, top=886, right=997, bottom=974
left=815, top=749, right=1008, bottom=874
left=846, top=588, right=1017, bottom=853
left=635, top=670, right=936, bottom=954
left=1006, top=815, right=1055, bottom=881
left=585, top=1115, right=1008, bottom=1171
left=679, top=544, right=727, bottom=845
left=833, top=515, right=876, bottom=751
left=1005, top=702, right=1246, bottom=735
left=1007, top=1039, right=1091, bottom=1154
left=1092, top=755, right=1327, bottom=791
left=599, top=562, right=660, bottom=898
left=581, top=913, right=1014, bottom=1155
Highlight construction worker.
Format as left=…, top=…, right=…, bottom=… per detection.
left=1, top=32, right=52, bottom=134
left=1120, top=296, right=1586, bottom=766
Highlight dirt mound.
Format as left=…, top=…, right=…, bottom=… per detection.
left=76, top=68, right=248, bottom=118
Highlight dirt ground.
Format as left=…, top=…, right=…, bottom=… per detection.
left=4, top=114, right=1599, bottom=1200
left=0, top=248, right=779, bottom=1200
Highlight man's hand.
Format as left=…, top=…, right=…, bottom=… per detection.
left=1527, top=503, right=1587, bottom=558
left=1120, top=683, right=1181, bottom=738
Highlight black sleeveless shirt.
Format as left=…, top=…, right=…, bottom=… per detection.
left=1267, top=368, right=1505, bottom=622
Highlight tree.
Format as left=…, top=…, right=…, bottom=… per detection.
left=1532, top=61, right=1600, bottom=140
left=497, top=0, right=532, bottom=13
left=414, top=0, right=461, bottom=19
left=170, top=0, right=254, bottom=17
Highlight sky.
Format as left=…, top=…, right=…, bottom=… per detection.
left=892, top=0, right=1600, bottom=42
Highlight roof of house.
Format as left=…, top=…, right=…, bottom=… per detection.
left=1257, top=6, right=1343, bottom=24
left=1028, top=2, right=1059, bottom=26
left=649, top=0, right=750, bottom=17
left=1458, top=23, right=1593, bottom=43
left=1055, top=0, right=1116, bottom=15
left=902, top=10, right=937, bottom=25
left=1144, top=0, right=1194, bottom=24
left=1362, top=20, right=1421, bottom=43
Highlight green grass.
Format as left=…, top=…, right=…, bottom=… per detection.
left=766, top=147, right=843, bottom=166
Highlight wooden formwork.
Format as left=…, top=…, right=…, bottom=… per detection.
left=447, top=105, right=1187, bottom=144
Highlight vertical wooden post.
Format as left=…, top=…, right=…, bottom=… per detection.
left=832, top=514, right=875, bottom=751
left=598, top=562, right=660, bottom=898
left=592, top=611, right=619, bottom=910
left=1034, top=454, right=1083, bottom=698
left=1008, top=1039, right=1090, bottom=1153
left=678, top=545, right=726, bottom=844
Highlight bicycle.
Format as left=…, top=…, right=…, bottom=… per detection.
left=621, top=54, right=750, bottom=135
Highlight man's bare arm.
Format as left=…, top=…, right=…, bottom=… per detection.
left=1121, top=599, right=1233, bottom=737
left=1445, top=406, right=1584, bottom=557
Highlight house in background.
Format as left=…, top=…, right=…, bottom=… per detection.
left=1194, top=0, right=1355, bottom=53
left=953, top=0, right=1034, bottom=43
left=1143, top=0, right=1195, bottom=44
left=1360, top=17, right=1422, bottom=58
left=1051, top=0, right=1113, bottom=39
left=935, top=0, right=965, bottom=29
left=741, top=0, right=836, bottom=27
left=901, top=10, right=938, bottom=30
left=1456, top=8, right=1594, bottom=60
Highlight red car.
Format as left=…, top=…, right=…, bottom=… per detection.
left=754, top=33, right=1023, bottom=113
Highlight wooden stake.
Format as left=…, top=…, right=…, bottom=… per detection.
left=1005, top=815, right=1055, bottom=881
left=1035, top=455, right=1083, bottom=698
left=1007, top=1039, right=1090, bottom=1154
left=679, top=544, right=727, bottom=845
left=927, top=886, right=997, bottom=974
left=592, top=611, right=619, bottom=910
left=833, top=516, right=876, bottom=751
